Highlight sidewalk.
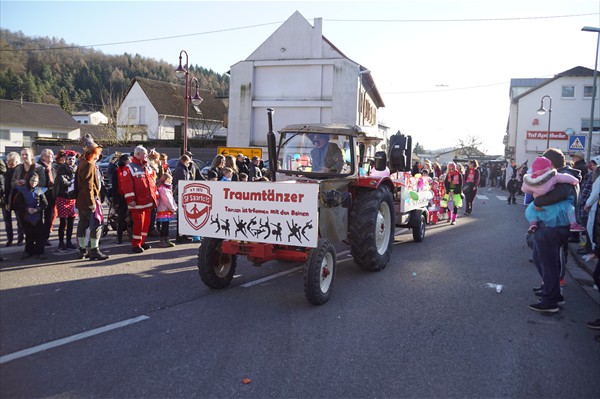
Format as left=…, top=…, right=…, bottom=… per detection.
left=567, top=242, right=600, bottom=306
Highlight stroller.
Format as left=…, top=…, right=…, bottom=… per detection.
left=102, top=188, right=132, bottom=238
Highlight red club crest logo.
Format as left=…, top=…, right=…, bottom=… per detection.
left=181, top=183, right=212, bottom=230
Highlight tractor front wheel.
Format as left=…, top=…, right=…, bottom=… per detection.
left=304, top=239, right=336, bottom=305
left=198, top=238, right=237, bottom=289
left=411, top=211, right=426, bottom=242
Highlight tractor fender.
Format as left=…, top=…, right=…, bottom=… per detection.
left=350, top=176, right=395, bottom=193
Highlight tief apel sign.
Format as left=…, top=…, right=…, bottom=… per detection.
left=178, top=181, right=319, bottom=248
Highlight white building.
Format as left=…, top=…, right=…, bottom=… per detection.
left=72, top=111, right=109, bottom=125
left=117, top=77, right=227, bottom=142
left=227, top=11, right=385, bottom=158
left=0, top=99, right=80, bottom=155
left=506, top=66, right=599, bottom=165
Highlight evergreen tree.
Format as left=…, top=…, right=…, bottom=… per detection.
left=59, top=87, right=71, bottom=113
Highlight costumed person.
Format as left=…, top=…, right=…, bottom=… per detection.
left=13, top=173, right=48, bottom=259
left=463, top=160, right=481, bottom=216
left=112, top=154, right=131, bottom=244
left=522, top=156, right=584, bottom=234
left=76, top=134, right=109, bottom=261
left=54, top=150, right=79, bottom=251
left=121, top=145, right=158, bottom=253
left=429, top=178, right=442, bottom=224
left=440, top=162, right=463, bottom=225
left=156, top=173, right=176, bottom=248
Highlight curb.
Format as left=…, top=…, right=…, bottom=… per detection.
left=567, top=242, right=599, bottom=307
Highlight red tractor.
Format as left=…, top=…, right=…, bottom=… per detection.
left=192, top=109, right=429, bottom=305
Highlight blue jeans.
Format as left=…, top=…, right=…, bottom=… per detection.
left=532, top=223, right=570, bottom=306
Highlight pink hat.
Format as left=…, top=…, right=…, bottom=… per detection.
left=531, top=156, right=552, bottom=178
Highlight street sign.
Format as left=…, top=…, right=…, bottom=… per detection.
left=217, top=146, right=263, bottom=158
left=569, top=135, right=586, bottom=151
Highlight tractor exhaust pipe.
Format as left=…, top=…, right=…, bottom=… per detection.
left=266, top=108, right=277, bottom=181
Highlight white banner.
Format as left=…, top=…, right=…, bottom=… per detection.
left=178, top=181, right=319, bottom=248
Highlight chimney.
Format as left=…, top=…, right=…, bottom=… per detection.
left=313, top=18, right=322, bottom=58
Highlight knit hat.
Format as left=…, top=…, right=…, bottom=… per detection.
left=79, top=134, right=101, bottom=152
left=531, top=156, right=552, bottom=178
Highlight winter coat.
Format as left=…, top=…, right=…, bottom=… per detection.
left=54, top=163, right=77, bottom=199
left=121, top=157, right=158, bottom=211
left=76, top=157, right=101, bottom=212
left=522, top=170, right=579, bottom=198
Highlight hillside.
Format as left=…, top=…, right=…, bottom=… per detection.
left=0, top=29, right=230, bottom=120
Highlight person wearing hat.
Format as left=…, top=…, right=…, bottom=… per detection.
left=75, top=134, right=109, bottom=261
left=310, top=134, right=344, bottom=173
left=54, top=150, right=79, bottom=251
left=522, top=156, right=583, bottom=234
left=571, top=152, right=588, bottom=181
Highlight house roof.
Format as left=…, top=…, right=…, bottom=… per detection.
left=512, top=66, right=597, bottom=103
left=79, top=123, right=116, bottom=141
left=129, top=77, right=227, bottom=122
left=0, top=99, right=80, bottom=129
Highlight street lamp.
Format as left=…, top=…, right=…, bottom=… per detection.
left=175, top=50, right=203, bottom=154
left=582, top=26, right=600, bottom=161
left=537, top=95, right=552, bottom=150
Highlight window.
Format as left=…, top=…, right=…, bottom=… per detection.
left=52, top=132, right=68, bottom=139
left=128, top=106, right=138, bottom=123
left=581, top=119, right=600, bottom=133
left=0, top=129, right=9, bottom=141
left=22, top=131, right=37, bottom=147
left=584, top=85, right=597, bottom=98
left=561, top=85, right=575, bottom=98
left=139, top=106, right=145, bottom=124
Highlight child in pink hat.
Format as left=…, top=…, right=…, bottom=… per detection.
left=522, top=156, right=584, bottom=233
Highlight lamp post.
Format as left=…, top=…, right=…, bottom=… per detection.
left=175, top=50, right=204, bottom=154
left=537, top=95, right=552, bottom=150
left=582, top=26, right=600, bottom=161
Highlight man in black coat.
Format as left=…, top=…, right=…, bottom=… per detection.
left=570, top=152, right=588, bottom=182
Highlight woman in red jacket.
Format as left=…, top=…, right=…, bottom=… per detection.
left=463, top=160, right=481, bottom=216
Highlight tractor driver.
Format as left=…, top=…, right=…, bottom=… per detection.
left=309, top=134, right=344, bottom=173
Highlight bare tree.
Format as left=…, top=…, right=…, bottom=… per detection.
left=455, top=135, right=486, bottom=158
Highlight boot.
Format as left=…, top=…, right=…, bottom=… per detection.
left=65, top=241, right=77, bottom=250
left=89, top=247, right=109, bottom=261
left=159, top=237, right=169, bottom=248
left=165, top=238, right=175, bottom=248
left=78, top=247, right=88, bottom=259
left=447, top=210, right=452, bottom=223
left=451, top=213, right=457, bottom=225
left=58, top=240, right=66, bottom=252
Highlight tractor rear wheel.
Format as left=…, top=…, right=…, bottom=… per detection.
left=349, top=186, right=395, bottom=271
left=304, top=239, right=336, bottom=305
left=198, top=238, right=237, bottom=289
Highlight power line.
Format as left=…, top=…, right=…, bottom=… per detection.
left=1, top=12, right=597, bottom=53
left=327, top=12, right=598, bottom=23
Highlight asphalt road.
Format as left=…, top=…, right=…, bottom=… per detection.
left=1, top=186, right=599, bottom=398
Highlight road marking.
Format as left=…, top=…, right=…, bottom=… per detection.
left=476, top=195, right=489, bottom=200
left=241, top=266, right=303, bottom=287
left=0, top=315, right=150, bottom=364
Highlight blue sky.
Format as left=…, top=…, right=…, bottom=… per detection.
left=2, top=1, right=599, bottom=154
